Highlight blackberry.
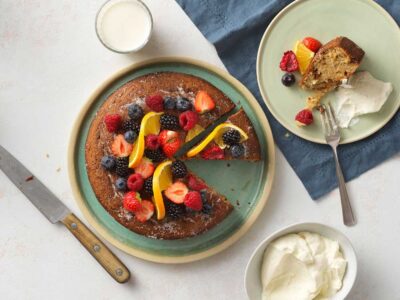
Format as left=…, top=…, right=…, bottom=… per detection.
left=222, top=129, right=241, bottom=145
left=128, top=104, right=144, bottom=121
left=115, top=157, right=129, bottom=177
left=144, top=149, right=166, bottom=163
left=144, top=176, right=153, bottom=194
left=122, top=119, right=140, bottom=134
left=160, top=114, right=180, bottom=130
left=165, top=201, right=186, bottom=219
left=230, top=144, right=245, bottom=158
left=171, top=160, right=187, bottom=178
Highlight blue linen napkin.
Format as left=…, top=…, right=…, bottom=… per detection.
left=176, top=0, right=400, bottom=199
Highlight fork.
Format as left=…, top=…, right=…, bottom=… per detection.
left=320, top=104, right=356, bottom=226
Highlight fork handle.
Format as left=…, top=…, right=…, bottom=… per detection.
left=332, top=148, right=356, bottom=226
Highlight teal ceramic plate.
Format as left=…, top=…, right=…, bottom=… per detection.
left=257, top=0, right=400, bottom=144
left=68, top=57, right=275, bottom=263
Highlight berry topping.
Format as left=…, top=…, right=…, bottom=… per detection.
left=122, top=119, right=140, bottom=134
left=230, top=144, right=245, bottom=158
left=164, top=182, right=188, bottom=204
left=158, top=130, right=182, bottom=158
left=176, top=97, right=192, bottom=111
left=163, top=96, right=176, bottom=110
left=143, top=176, right=153, bottom=194
left=133, top=157, right=154, bottom=179
left=165, top=200, right=186, bottom=219
left=123, top=191, right=142, bottom=213
left=295, top=109, right=314, bottom=126
left=222, top=129, right=241, bottom=146
left=200, top=190, right=212, bottom=214
left=179, top=111, right=198, bottom=131
left=101, top=155, right=116, bottom=171
left=201, top=145, right=224, bottom=160
left=111, top=134, right=133, bottom=157
left=128, top=104, right=144, bottom=121
left=145, top=94, right=164, bottom=112
left=194, top=91, right=215, bottom=113
left=127, top=173, right=144, bottom=191
left=144, top=149, right=166, bottom=163
left=183, top=191, right=203, bottom=211
left=104, top=114, right=122, bottom=133
left=124, top=130, right=137, bottom=144
left=302, top=37, right=322, bottom=53
left=115, top=157, right=130, bottom=177
left=171, top=160, right=187, bottom=178
left=160, top=114, right=180, bottom=130
left=115, top=177, right=127, bottom=191
left=145, top=134, right=160, bottom=150
left=279, top=50, right=299, bottom=72
left=135, top=200, right=154, bottom=222
left=188, top=174, right=207, bottom=191
left=162, top=139, right=181, bottom=158
left=281, top=73, right=296, bottom=86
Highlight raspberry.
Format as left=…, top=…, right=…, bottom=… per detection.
left=295, top=109, right=313, bottom=126
left=145, top=94, right=164, bottom=112
left=127, top=173, right=144, bottom=191
left=123, top=192, right=142, bottom=212
left=187, top=174, right=207, bottom=191
left=104, top=114, right=122, bottom=132
left=183, top=191, right=203, bottom=211
left=179, top=111, right=198, bottom=131
left=279, top=51, right=299, bottom=72
left=201, top=145, right=224, bottom=160
left=145, top=134, right=160, bottom=150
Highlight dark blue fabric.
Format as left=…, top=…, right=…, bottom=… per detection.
left=176, top=0, right=400, bottom=199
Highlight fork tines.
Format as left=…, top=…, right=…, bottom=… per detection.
left=320, top=104, right=339, bottom=138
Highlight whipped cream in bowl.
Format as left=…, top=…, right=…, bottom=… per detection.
left=245, top=223, right=357, bottom=300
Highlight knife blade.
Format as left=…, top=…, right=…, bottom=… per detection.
left=0, top=145, right=130, bottom=283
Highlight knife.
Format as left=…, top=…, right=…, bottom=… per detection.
left=0, top=145, right=130, bottom=283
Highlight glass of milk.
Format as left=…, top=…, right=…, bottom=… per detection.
left=95, top=0, right=153, bottom=53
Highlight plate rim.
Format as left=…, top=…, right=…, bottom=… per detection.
left=256, top=0, right=400, bottom=144
left=67, top=56, right=276, bottom=263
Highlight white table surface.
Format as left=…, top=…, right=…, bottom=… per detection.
left=1, top=0, right=400, bottom=299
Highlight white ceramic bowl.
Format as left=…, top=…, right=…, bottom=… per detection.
left=245, top=223, right=357, bottom=300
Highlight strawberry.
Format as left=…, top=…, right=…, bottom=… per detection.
left=279, top=51, right=299, bottom=72
left=302, top=37, right=322, bottom=53
left=164, top=182, right=188, bottom=204
left=134, top=158, right=154, bottom=179
left=201, top=145, right=224, bottom=160
left=145, top=94, right=164, bottom=112
left=184, top=191, right=203, bottom=211
left=162, top=139, right=181, bottom=157
left=123, top=192, right=142, bottom=212
left=111, top=134, right=133, bottom=157
left=295, top=109, right=313, bottom=126
left=194, top=91, right=215, bottom=113
left=135, top=200, right=154, bottom=222
left=188, top=174, right=207, bottom=191
left=127, top=173, right=144, bottom=191
left=179, top=111, right=198, bottom=131
left=104, top=114, right=122, bottom=132
left=145, top=134, right=160, bottom=150
left=158, top=130, right=182, bottom=157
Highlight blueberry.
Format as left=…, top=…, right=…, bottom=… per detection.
left=101, top=155, right=116, bottom=170
left=164, top=96, right=176, bottom=110
left=230, top=144, right=245, bottom=158
left=176, top=97, right=192, bottom=111
left=200, top=190, right=207, bottom=204
left=128, top=104, right=144, bottom=121
left=281, top=73, right=296, bottom=87
left=115, top=177, right=127, bottom=191
left=124, top=130, right=137, bottom=143
left=202, top=203, right=212, bottom=214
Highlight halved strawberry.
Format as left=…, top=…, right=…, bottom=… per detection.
left=164, top=182, right=188, bottom=204
left=194, top=91, right=215, bottom=113
left=201, top=145, right=224, bottom=160
left=134, top=157, right=154, bottom=179
left=162, top=139, right=181, bottom=158
left=111, top=134, right=133, bottom=157
left=158, top=130, right=179, bottom=146
left=123, top=192, right=142, bottom=212
left=302, top=37, right=322, bottom=53
left=135, top=200, right=154, bottom=222
left=158, top=130, right=182, bottom=157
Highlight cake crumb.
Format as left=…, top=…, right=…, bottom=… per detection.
left=231, top=188, right=235, bottom=191
left=56, top=167, right=61, bottom=172
left=45, top=153, right=50, bottom=158
left=25, top=175, right=34, bottom=182
left=236, top=200, right=240, bottom=206
left=247, top=202, right=251, bottom=205
left=226, top=163, right=230, bottom=167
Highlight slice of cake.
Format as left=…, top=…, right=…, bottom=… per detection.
left=300, top=36, right=365, bottom=92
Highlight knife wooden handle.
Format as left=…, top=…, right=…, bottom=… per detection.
left=62, top=213, right=130, bottom=283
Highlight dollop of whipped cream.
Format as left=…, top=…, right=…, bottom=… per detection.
left=261, top=232, right=347, bottom=300
left=332, top=71, right=393, bottom=128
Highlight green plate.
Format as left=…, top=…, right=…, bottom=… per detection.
left=257, top=0, right=400, bottom=144
left=68, top=57, right=275, bottom=263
